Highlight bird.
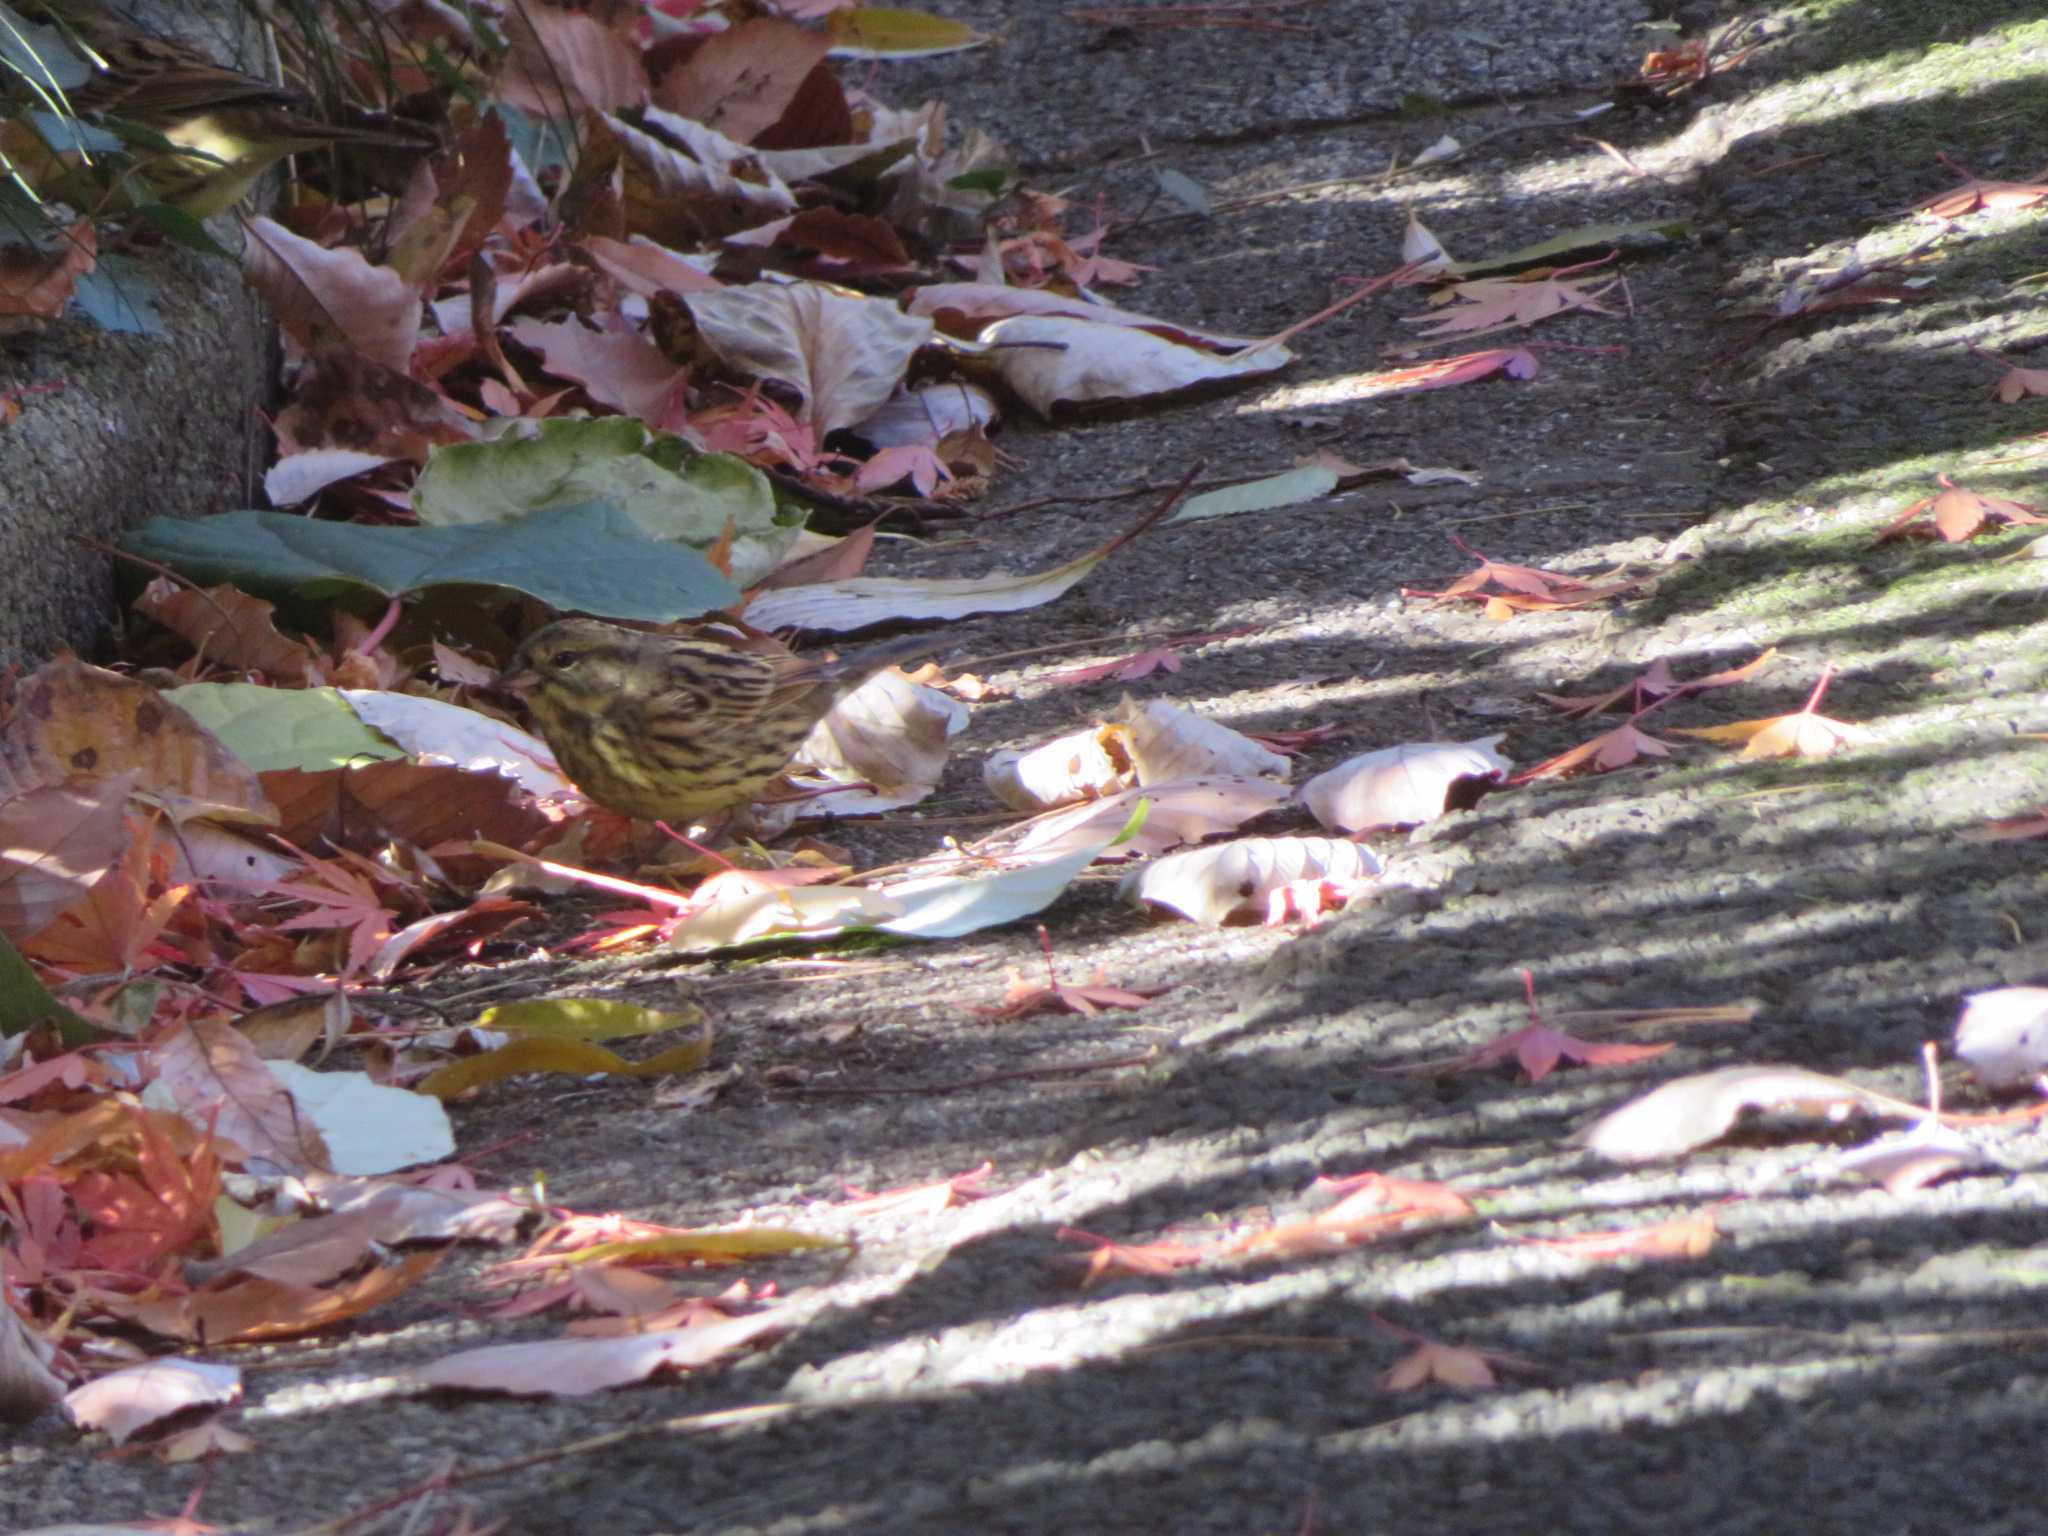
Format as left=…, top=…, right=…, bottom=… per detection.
left=5, top=0, right=433, bottom=217
left=499, top=618, right=935, bottom=824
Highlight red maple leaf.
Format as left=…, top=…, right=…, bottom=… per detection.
left=1055, top=1226, right=1210, bottom=1287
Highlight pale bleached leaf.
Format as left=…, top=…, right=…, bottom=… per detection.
left=683, top=281, right=934, bottom=436
left=1121, top=835, right=1381, bottom=925
left=1119, top=698, right=1291, bottom=785
left=1574, top=1065, right=1885, bottom=1163
left=983, top=725, right=1134, bottom=811
left=1954, top=986, right=2048, bottom=1088
left=790, top=668, right=968, bottom=814
left=1300, top=736, right=1510, bottom=833
left=981, top=314, right=1290, bottom=416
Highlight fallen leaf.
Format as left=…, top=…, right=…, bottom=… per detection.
left=404, top=1309, right=782, bottom=1396
left=64, top=1359, right=240, bottom=1446
left=1121, top=836, right=1381, bottom=926
left=1513, top=720, right=1673, bottom=781
left=1300, top=736, right=1509, bottom=832
left=1055, top=1226, right=1210, bottom=1287
left=1669, top=663, right=1866, bottom=759
left=1119, top=698, right=1291, bottom=785
left=1872, top=477, right=2047, bottom=543
left=1518, top=1210, right=1718, bottom=1261
left=1574, top=1064, right=1883, bottom=1162
left=1383, top=1339, right=1499, bottom=1391
left=1953, top=986, right=2048, bottom=1088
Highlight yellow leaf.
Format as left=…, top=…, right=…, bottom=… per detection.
left=826, top=6, right=986, bottom=58
left=417, top=1023, right=711, bottom=1098
left=566, top=1228, right=844, bottom=1267
left=479, top=997, right=706, bottom=1042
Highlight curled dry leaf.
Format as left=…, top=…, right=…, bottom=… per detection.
left=1573, top=1064, right=1884, bottom=1163
left=978, top=313, right=1291, bottom=417
left=1118, top=698, right=1291, bottom=785
left=0, top=657, right=275, bottom=828
left=1300, top=736, right=1510, bottom=833
left=790, top=667, right=968, bottom=814
left=1953, top=986, right=2048, bottom=1089
left=63, top=1359, right=240, bottom=1446
left=982, top=725, right=1135, bottom=811
left=1121, top=836, right=1382, bottom=926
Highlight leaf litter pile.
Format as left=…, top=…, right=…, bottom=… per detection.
left=2, top=0, right=2048, bottom=1511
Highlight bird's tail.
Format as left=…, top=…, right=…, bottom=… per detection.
left=813, top=633, right=938, bottom=690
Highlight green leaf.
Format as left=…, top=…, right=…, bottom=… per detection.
left=119, top=503, right=741, bottom=621
left=947, top=167, right=1008, bottom=195
left=1156, top=168, right=1210, bottom=217
left=1168, top=466, right=1340, bottom=525
left=0, top=931, right=104, bottom=1045
left=166, top=684, right=404, bottom=773
left=412, top=418, right=802, bottom=586
left=826, top=6, right=987, bottom=58
left=134, top=201, right=236, bottom=260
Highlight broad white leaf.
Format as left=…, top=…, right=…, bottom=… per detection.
left=340, top=690, right=570, bottom=799
left=983, top=725, right=1134, bottom=811
left=1120, top=698, right=1291, bottom=785
left=1574, top=1065, right=1884, bottom=1163
left=64, top=1360, right=240, bottom=1445
left=1954, top=986, right=2048, bottom=1088
left=790, top=669, right=968, bottom=815
left=981, top=314, right=1291, bottom=416
left=1121, top=836, right=1381, bottom=925
left=1300, top=736, right=1510, bottom=833
left=683, top=281, right=935, bottom=437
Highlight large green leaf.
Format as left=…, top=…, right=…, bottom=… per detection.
left=119, top=503, right=740, bottom=621
left=411, top=419, right=801, bottom=587
left=0, top=932, right=103, bottom=1045
left=167, top=684, right=404, bottom=773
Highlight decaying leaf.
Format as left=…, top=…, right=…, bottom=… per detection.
left=789, top=666, right=968, bottom=815
left=0, top=657, right=275, bottom=828
left=1300, top=736, right=1509, bottom=833
left=1120, top=836, right=1381, bottom=926
left=1118, top=698, right=1291, bottom=785
left=983, top=725, right=1135, bottom=811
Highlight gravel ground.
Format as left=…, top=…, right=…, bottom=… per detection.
left=7, top=0, right=2048, bottom=1531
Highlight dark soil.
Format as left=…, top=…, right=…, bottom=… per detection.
left=8, top=0, right=2048, bottom=1531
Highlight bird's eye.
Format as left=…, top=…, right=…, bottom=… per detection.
left=549, top=651, right=581, bottom=670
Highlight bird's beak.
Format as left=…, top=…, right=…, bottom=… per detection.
left=496, top=665, right=541, bottom=696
